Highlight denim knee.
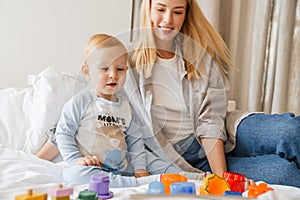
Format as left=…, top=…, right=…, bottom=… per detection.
left=275, top=113, right=300, bottom=166
left=281, top=112, right=300, bottom=139
left=236, top=112, right=300, bottom=155
left=254, top=112, right=299, bottom=137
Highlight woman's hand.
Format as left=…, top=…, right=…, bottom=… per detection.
left=134, top=169, right=150, bottom=178
left=245, top=178, right=256, bottom=190
left=76, top=155, right=101, bottom=167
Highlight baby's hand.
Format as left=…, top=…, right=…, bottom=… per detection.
left=134, top=169, right=150, bottom=178
left=77, top=155, right=101, bottom=167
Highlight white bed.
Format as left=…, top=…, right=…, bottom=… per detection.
left=0, top=67, right=299, bottom=200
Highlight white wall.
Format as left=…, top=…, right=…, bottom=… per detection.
left=0, top=0, right=132, bottom=88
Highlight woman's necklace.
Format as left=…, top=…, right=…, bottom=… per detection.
left=157, top=49, right=175, bottom=59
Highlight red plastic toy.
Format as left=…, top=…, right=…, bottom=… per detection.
left=248, top=182, right=274, bottom=198
left=223, top=172, right=246, bottom=193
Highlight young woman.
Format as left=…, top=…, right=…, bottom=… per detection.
left=123, top=0, right=300, bottom=187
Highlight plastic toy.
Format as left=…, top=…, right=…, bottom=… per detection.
left=223, top=191, right=242, bottom=196
left=76, top=190, right=98, bottom=200
left=147, top=181, right=164, bottom=194
left=160, top=174, right=188, bottom=194
left=88, top=174, right=113, bottom=199
left=200, top=174, right=230, bottom=195
left=248, top=182, right=274, bottom=198
left=15, top=189, right=47, bottom=200
left=170, top=182, right=196, bottom=195
left=48, top=184, right=74, bottom=200
left=223, top=172, right=246, bottom=193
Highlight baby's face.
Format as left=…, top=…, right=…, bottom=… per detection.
left=85, top=46, right=128, bottom=101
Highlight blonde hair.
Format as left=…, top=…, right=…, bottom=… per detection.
left=131, top=0, right=235, bottom=80
left=84, top=34, right=127, bottom=63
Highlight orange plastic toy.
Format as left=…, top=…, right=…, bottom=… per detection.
left=15, top=189, right=47, bottom=200
left=200, top=174, right=231, bottom=195
left=248, top=182, right=274, bottom=198
left=160, top=174, right=187, bottom=194
left=223, top=172, right=246, bottom=193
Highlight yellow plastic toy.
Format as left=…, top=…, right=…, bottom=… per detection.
left=15, top=189, right=47, bottom=200
left=200, top=174, right=231, bottom=195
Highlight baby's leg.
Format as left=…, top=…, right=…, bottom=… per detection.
left=62, top=165, right=139, bottom=187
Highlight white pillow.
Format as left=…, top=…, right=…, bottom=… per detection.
left=0, top=87, right=33, bottom=150
left=24, top=67, right=87, bottom=154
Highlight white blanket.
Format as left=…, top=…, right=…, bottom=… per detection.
left=1, top=148, right=300, bottom=200
left=0, top=147, right=160, bottom=200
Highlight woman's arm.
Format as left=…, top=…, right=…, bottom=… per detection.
left=200, top=138, right=227, bottom=176
left=194, top=55, right=229, bottom=175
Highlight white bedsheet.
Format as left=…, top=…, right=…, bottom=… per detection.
left=0, top=147, right=152, bottom=200
left=1, top=147, right=300, bottom=200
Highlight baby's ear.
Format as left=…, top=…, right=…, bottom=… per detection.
left=81, top=64, right=90, bottom=79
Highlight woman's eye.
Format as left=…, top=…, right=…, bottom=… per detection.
left=174, top=9, right=184, bottom=15
left=99, top=67, right=108, bottom=71
left=174, top=11, right=183, bottom=15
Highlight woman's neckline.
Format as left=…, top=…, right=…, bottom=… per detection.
left=155, top=39, right=176, bottom=59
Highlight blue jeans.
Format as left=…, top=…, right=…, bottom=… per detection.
left=177, top=112, right=300, bottom=188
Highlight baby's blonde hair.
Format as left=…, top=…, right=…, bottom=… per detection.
left=84, top=34, right=127, bottom=63
left=131, top=0, right=235, bottom=80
